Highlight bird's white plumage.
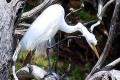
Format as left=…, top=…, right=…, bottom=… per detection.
left=20, top=4, right=65, bottom=50
left=75, top=23, right=97, bottom=48
left=13, top=4, right=99, bottom=80
left=20, top=4, right=97, bottom=51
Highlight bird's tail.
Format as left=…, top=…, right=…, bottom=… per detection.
left=35, top=42, right=47, bottom=58
left=35, top=39, right=55, bottom=59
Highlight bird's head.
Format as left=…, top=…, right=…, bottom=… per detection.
left=85, top=33, right=99, bottom=59
left=76, top=23, right=99, bottom=59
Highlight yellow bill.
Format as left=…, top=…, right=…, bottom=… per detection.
left=91, top=43, right=99, bottom=59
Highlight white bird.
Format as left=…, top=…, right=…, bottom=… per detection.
left=12, top=4, right=99, bottom=80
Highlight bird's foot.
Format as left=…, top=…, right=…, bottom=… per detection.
left=44, top=70, right=59, bottom=80
left=47, top=69, right=53, bottom=75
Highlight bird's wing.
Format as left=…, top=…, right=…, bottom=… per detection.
left=20, top=4, right=64, bottom=51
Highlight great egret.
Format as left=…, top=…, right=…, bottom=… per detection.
left=12, top=4, right=99, bottom=80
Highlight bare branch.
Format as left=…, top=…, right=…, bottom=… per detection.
left=15, top=29, right=27, bottom=35
left=13, top=44, right=22, bottom=80
left=99, top=0, right=115, bottom=17
left=106, top=58, right=120, bottom=69
left=9, top=0, right=27, bottom=28
left=0, top=0, right=27, bottom=79
left=16, top=64, right=60, bottom=80
left=102, top=58, right=120, bottom=70
left=97, top=0, right=103, bottom=18
left=90, top=0, right=103, bottom=32
left=21, top=0, right=56, bottom=20
left=16, top=64, right=47, bottom=80
left=90, top=20, right=101, bottom=32
left=1, top=0, right=7, bottom=3
left=86, top=1, right=120, bottom=80
left=89, top=70, right=120, bottom=80
left=65, top=1, right=84, bottom=19
left=10, top=0, right=27, bottom=10
left=10, top=0, right=20, bottom=6
left=18, top=23, right=30, bottom=27
left=65, top=8, right=82, bottom=19
left=61, top=64, right=71, bottom=79
left=15, top=23, right=30, bottom=35
left=90, top=0, right=115, bottom=32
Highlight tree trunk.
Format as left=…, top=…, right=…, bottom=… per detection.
left=0, top=0, right=27, bottom=79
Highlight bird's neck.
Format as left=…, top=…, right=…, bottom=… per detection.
left=77, top=24, right=90, bottom=36
left=59, top=21, right=78, bottom=33
left=60, top=18, right=90, bottom=35
left=64, top=25, right=78, bottom=33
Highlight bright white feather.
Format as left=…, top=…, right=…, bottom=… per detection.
left=20, top=4, right=97, bottom=52
left=20, top=4, right=64, bottom=51
left=13, top=4, right=99, bottom=80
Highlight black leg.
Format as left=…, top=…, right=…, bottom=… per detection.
left=51, top=35, right=83, bottom=48
left=46, top=48, right=52, bottom=71
left=46, top=41, right=53, bottom=74
left=46, top=35, right=82, bottom=74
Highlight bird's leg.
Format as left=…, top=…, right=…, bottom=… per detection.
left=46, top=35, right=82, bottom=74
left=12, top=44, right=21, bottom=80
left=51, top=35, right=83, bottom=48
left=46, top=41, right=52, bottom=74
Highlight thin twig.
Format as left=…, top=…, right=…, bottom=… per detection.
left=18, top=23, right=30, bottom=27
left=15, top=29, right=27, bottom=35
left=65, top=8, right=82, bottom=19
left=65, top=1, right=84, bottom=19
left=61, top=64, right=71, bottom=80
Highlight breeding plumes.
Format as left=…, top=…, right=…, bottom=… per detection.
left=12, top=4, right=99, bottom=80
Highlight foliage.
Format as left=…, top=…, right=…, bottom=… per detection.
left=74, top=10, right=89, bottom=21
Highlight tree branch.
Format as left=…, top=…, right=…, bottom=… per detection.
left=61, top=64, right=71, bottom=79
left=90, top=0, right=115, bottom=32
left=16, top=64, right=61, bottom=80
left=9, top=0, right=27, bottom=28
left=10, top=0, right=27, bottom=10
left=86, top=1, right=120, bottom=80
left=15, top=23, right=30, bottom=35
left=20, top=0, right=56, bottom=20
left=65, top=8, right=82, bottom=19
left=18, top=23, right=30, bottom=27
left=65, top=1, right=84, bottom=19
left=89, top=70, right=120, bottom=80
left=90, top=0, right=103, bottom=32
left=99, top=0, right=115, bottom=17
left=15, top=29, right=27, bottom=35
left=101, top=58, right=120, bottom=71
left=16, top=64, right=47, bottom=80
left=1, top=0, right=7, bottom=3
left=0, top=0, right=27, bottom=79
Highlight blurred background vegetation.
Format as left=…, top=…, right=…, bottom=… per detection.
left=14, top=0, right=120, bottom=80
